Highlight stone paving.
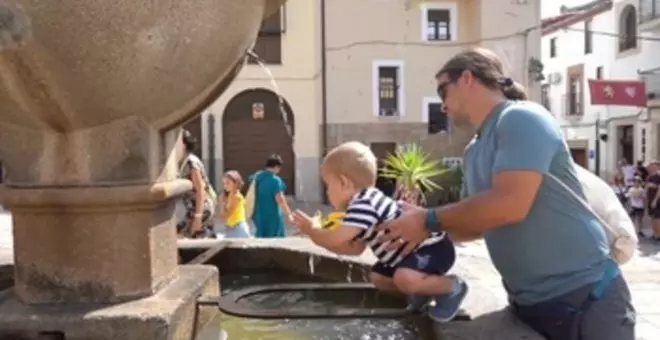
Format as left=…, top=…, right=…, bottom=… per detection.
left=2, top=208, right=660, bottom=339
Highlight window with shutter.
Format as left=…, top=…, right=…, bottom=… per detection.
left=428, top=102, right=448, bottom=134
left=248, top=8, right=283, bottom=64
left=425, top=9, right=451, bottom=41
left=378, top=66, right=400, bottom=117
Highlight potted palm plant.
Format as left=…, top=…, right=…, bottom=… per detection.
left=380, top=144, right=446, bottom=205
left=437, top=166, right=463, bottom=205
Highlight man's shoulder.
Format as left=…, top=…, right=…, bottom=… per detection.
left=495, top=101, right=562, bottom=144
left=499, top=101, right=556, bottom=127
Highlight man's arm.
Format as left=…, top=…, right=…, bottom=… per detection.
left=274, top=178, right=293, bottom=217
left=653, top=186, right=660, bottom=205
left=435, top=107, right=560, bottom=234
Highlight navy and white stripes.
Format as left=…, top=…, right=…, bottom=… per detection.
left=343, top=188, right=444, bottom=267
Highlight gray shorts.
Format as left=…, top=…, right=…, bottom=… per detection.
left=578, top=275, right=635, bottom=340
left=513, top=275, right=635, bottom=340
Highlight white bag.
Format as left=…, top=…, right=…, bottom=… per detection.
left=546, top=165, right=638, bottom=265
left=244, top=174, right=258, bottom=220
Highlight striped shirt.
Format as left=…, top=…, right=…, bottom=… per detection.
left=343, top=188, right=445, bottom=267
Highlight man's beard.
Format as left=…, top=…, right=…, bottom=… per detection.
left=450, top=111, right=471, bottom=127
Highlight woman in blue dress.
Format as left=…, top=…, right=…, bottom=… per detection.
left=249, top=154, right=293, bottom=237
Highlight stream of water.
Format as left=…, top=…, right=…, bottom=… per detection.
left=198, top=270, right=419, bottom=340
left=245, top=50, right=308, bottom=203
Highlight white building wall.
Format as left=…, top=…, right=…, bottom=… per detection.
left=541, top=0, right=660, bottom=179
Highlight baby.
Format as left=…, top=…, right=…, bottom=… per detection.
left=292, top=141, right=468, bottom=322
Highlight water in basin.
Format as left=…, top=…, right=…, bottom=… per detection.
left=200, top=269, right=420, bottom=340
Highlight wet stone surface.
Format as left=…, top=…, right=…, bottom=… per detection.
left=181, top=235, right=660, bottom=340
left=4, top=210, right=660, bottom=339
left=181, top=237, right=545, bottom=339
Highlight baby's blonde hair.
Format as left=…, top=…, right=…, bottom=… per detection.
left=323, top=141, right=377, bottom=188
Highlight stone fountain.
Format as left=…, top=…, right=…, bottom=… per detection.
left=0, top=0, right=285, bottom=339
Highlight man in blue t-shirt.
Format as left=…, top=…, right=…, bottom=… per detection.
left=376, top=48, right=635, bottom=340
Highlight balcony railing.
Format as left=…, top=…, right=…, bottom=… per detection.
left=639, top=0, right=660, bottom=24
left=641, top=71, right=660, bottom=100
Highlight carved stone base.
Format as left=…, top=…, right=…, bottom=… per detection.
left=1, top=181, right=190, bottom=304
left=0, top=265, right=219, bottom=340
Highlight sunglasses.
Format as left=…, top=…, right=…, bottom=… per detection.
left=436, top=80, right=454, bottom=101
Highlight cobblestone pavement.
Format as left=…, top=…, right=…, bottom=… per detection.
left=2, top=207, right=660, bottom=338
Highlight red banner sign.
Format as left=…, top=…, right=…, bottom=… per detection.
left=588, top=79, right=647, bottom=107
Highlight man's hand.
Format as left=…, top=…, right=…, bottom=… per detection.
left=375, top=201, right=429, bottom=257
left=292, top=210, right=314, bottom=234
left=653, top=199, right=658, bottom=209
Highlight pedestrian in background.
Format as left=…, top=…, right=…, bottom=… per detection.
left=626, top=176, right=646, bottom=238
left=646, top=160, right=660, bottom=241
left=176, top=130, right=217, bottom=238
left=249, top=154, right=293, bottom=238
left=217, top=170, right=251, bottom=238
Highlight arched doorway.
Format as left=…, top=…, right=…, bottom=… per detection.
left=222, top=88, right=295, bottom=195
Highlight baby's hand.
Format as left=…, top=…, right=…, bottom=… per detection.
left=292, top=210, right=314, bottom=233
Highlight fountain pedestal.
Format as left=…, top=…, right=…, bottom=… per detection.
left=0, top=110, right=225, bottom=340
left=0, top=0, right=286, bottom=338
left=1, top=121, right=190, bottom=305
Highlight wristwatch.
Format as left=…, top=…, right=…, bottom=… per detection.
left=424, top=208, right=442, bottom=233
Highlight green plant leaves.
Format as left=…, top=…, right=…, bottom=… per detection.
left=379, top=144, right=448, bottom=204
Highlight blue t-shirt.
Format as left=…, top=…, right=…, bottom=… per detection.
left=463, top=100, right=610, bottom=305
left=250, top=170, right=287, bottom=218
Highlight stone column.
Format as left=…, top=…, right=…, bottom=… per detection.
left=0, top=118, right=188, bottom=304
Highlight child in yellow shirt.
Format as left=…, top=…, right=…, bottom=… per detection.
left=217, top=170, right=251, bottom=238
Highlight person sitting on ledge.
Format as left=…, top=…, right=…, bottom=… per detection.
left=291, top=141, right=468, bottom=323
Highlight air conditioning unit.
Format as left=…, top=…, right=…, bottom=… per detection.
left=547, top=72, right=563, bottom=85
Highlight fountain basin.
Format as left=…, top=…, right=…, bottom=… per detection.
left=181, top=242, right=431, bottom=340
left=0, top=238, right=544, bottom=339
left=179, top=238, right=545, bottom=340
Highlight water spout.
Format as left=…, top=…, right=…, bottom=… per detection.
left=246, top=50, right=305, bottom=199
left=346, top=263, right=353, bottom=283
left=308, top=254, right=316, bottom=275
left=246, top=50, right=292, bottom=137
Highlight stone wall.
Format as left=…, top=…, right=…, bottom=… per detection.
left=326, top=122, right=475, bottom=160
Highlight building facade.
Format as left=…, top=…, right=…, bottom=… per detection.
left=541, top=0, right=660, bottom=179
left=199, top=0, right=323, bottom=201
left=200, top=0, right=542, bottom=202
left=324, top=0, right=541, bottom=175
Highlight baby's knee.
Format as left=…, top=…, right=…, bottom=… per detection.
left=392, top=269, right=425, bottom=295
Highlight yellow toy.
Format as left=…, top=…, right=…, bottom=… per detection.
left=311, top=211, right=345, bottom=230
